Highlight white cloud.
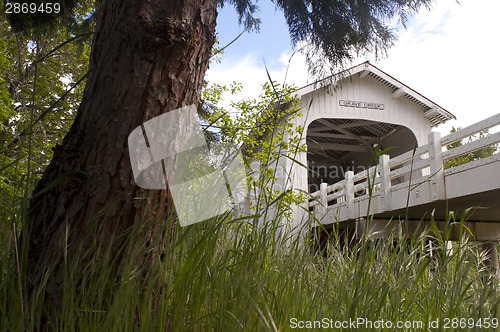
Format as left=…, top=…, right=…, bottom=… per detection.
left=371, top=0, right=500, bottom=133
left=205, top=49, right=309, bottom=110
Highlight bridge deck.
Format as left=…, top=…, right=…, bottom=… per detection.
left=373, top=188, right=500, bottom=222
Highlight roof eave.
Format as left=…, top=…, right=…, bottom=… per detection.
left=296, top=62, right=456, bottom=127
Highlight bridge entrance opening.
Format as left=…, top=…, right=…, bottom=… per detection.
left=306, top=118, right=417, bottom=194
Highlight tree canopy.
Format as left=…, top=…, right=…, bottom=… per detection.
left=0, top=4, right=94, bottom=218
left=274, top=0, right=432, bottom=76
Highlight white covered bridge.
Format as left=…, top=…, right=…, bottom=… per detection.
left=271, top=62, right=500, bottom=267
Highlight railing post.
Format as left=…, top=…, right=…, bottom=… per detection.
left=379, top=154, right=391, bottom=211
left=428, top=131, right=445, bottom=201
left=320, top=182, right=327, bottom=215
left=346, top=171, right=355, bottom=219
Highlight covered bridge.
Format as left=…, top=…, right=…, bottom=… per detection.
left=266, top=62, right=500, bottom=271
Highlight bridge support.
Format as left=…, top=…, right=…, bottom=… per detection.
left=346, top=171, right=355, bottom=220
left=428, top=131, right=445, bottom=201
left=379, top=155, right=391, bottom=211
left=320, top=182, right=327, bottom=215
left=336, top=218, right=500, bottom=280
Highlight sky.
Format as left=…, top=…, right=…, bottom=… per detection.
left=206, top=0, right=500, bottom=135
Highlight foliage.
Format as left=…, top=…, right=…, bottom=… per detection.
left=3, top=0, right=94, bottom=34
left=0, top=4, right=94, bottom=219
left=200, top=81, right=307, bottom=222
left=444, top=127, right=498, bottom=169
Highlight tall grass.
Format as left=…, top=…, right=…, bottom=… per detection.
left=1, top=197, right=499, bottom=331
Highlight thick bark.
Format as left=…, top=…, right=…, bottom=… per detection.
left=26, top=0, right=217, bottom=312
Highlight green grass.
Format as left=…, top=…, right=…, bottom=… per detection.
left=1, top=204, right=499, bottom=331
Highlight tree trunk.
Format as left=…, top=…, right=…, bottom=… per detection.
left=26, top=0, right=217, bottom=313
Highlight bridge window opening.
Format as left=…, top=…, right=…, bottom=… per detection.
left=306, top=118, right=418, bottom=193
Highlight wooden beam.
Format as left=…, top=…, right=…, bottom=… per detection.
left=392, top=88, right=406, bottom=99
left=308, top=143, right=368, bottom=152
left=308, top=161, right=342, bottom=167
left=361, top=125, right=386, bottom=137
left=338, top=120, right=375, bottom=129
left=307, top=132, right=378, bottom=142
left=359, top=69, right=370, bottom=79
left=337, top=120, right=389, bottom=138
left=424, top=108, right=438, bottom=118
left=317, top=119, right=375, bottom=155
left=308, top=127, right=335, bottom=133
left=308, top=132, right=352, bottom=139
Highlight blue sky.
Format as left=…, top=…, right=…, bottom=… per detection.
left=207, top=0, right=500, bottom=134
left=215, top=0, right=292, bottom=71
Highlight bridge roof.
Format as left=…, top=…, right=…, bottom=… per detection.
left=297, top=62, right=456, bottom=127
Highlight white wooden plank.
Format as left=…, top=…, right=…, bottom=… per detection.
left=352, top=166, right=378, bottom=181
left=389, top=144, right=430, bottom=167
left=390, top=158, right=430, bottom=179
left=442, top=131, right=500, bottom=161
left=445, top=159, right=500, bottom=198
left=444, top=152, right=500, bottom=176
left=441, top=113, right=500, bottom=145
left=309, top=200, right=320, bottom=208
left=326, top=191, right=345, bottom=202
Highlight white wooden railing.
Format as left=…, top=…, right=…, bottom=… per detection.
left=309, top=113, right=500, bottom=220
